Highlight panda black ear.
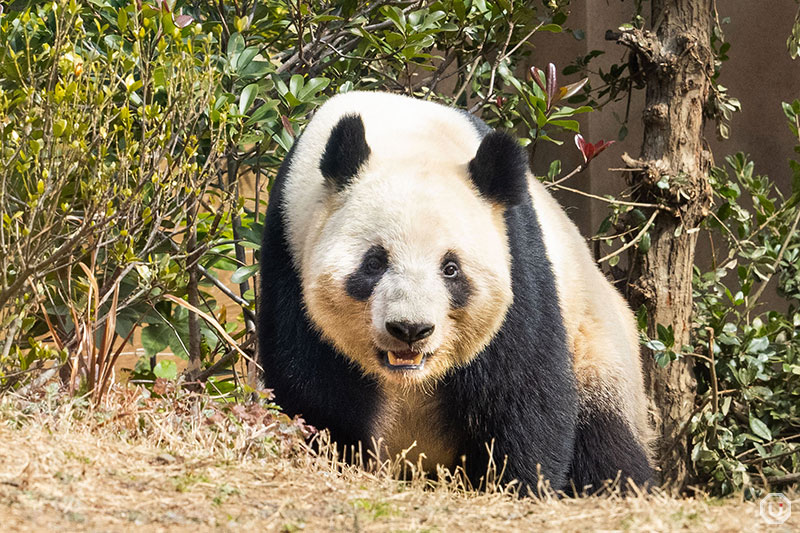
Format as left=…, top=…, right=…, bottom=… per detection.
left=468, top=131, right=529, bottom=206
left=319, top=114, right=371, bottom=191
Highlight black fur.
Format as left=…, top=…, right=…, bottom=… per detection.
left=467, top=131, right=529, bottom=206
left=567, top=406, right=654, bottom=495
left=345, top=245, right=389, bottom=301
left=319, top=114, right=371, bottom=190
left=441, top=251, right=472, bottom=309
left=259, top=106, right=651, bottom=495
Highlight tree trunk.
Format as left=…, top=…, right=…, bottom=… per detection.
left=619, top=1, right=714, bottom=490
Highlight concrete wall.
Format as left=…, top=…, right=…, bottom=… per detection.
left=525, top=1, right=800, bottom=242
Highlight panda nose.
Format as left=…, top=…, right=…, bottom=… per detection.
left=385, top=321, right=435, bottom=344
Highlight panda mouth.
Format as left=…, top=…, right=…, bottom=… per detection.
left=379, top=349, right=427, bottom=370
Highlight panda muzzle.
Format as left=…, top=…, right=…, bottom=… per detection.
left=386, top=350, right=424, bottom=367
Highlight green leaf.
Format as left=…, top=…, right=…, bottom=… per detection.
left=288, top=74, right=304, bottom=97
left=53, top=119, right=67, bottom=137
left=635, top=305, right=648, bottom=330
left=454, top=0, right=466, bottom=20
left=296, top=77, right=330, bottom=101
left=239, top=83, right=258, bottom=115
left=236, top=46, right=260, bottom=72
left=654, top=350, right=672, bottom=368
left=166, top=315, right=190, bottom=360
left=227, top=32, right=245, bottom=61
left=537, top=134, right=563, bottom=145
left=638, top=232, right=651, bottom=254
left=141, top=324, right=170, bottom=357
left=535, top=106, right=548, bottom=128
left=381, top=5, right=406, bottom=32
left=645, top=339, right=666, bottom=352
left=721, top=396, right=731, bottom=416
left=547, top=119, right=580, bottom=132
left=206, top=376, right=237, bottom=396
left=231, top=264, right=260, bottom=284
left=782, top=101, right=797, bottom=120
left=749, top=415, right=772, bottom=441
left=657, top=323, right=675, bottom=347
left=153, top=359, right=178, bottom=380
left=539, top=24, right=562, bottom=33
left=312, top=14, right=344, bottom=22
left=117, top=7, right=128, bottom=32
left=213, top=93, right=232, bottom=111
left=747, top=336, right=769, bottom=353
left=549, top=105, right=593, bottom=119
left=547, top=160, right=561, bottom=180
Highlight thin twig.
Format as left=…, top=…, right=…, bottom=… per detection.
left=596, top=209, right=659, bottom=264
left=736, top=433, right=800, bottom=459
left=765, top=472, right=800, bottom=486
left=543, top=164, right=586, bottom=189
left=746, top=206, right=800, bottom=312
left=742, top=448, right=799, bottom=465
left=547, top=183, right=672, bottom=213
left=197, top=264, right=257, bottom=324
left=451, top=54, right=483, bottom=105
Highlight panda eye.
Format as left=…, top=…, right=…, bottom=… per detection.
left=442, top=261, right=460, bottom=278
left=364, top=255, right=386, bottom=275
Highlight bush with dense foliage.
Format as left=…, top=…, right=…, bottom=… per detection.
left=688, top=106, right=800, bottom=494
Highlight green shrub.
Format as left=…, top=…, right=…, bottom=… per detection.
left=0, top=0, right=227, bottom=390
left=689, top=102, right=800, bottom=495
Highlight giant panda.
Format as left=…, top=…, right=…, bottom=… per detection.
left=258, top=91, right=653, bottom=494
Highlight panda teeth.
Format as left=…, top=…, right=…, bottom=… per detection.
left=387, top=350, right=423, bottom=367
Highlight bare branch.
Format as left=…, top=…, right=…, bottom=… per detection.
left=596, top=209, right=659, bottom=264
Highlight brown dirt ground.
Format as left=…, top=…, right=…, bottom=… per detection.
left=0, top=392, right=797, bottom=533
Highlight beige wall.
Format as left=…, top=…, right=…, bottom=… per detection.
left=525, top=1, right=800, bottom=242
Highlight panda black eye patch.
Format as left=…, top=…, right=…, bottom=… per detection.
left=346, top=245, right=388, bottom=301
left=442, top=251, right=471, bottom=308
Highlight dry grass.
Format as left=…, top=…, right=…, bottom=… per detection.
left=0, top=386, right=796, bottom=533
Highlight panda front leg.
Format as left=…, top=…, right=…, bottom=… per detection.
left=438, top=338, right=581, bottom=494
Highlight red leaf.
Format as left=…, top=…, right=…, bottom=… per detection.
left=584, top=144, right=595, bottom=162
left=574, top=134, right=588, bottom=162
left=593, top=140, right=615, bottom=157
left=574, top=135, right=615, bottom=163
left=546, top=63, right=558, bottom=109
left=281, top=115, right=296, bottom=138
left=530, top=66, right=546, bottom=92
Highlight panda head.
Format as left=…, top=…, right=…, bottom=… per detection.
left=298, top=112, right=528, bottom=386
